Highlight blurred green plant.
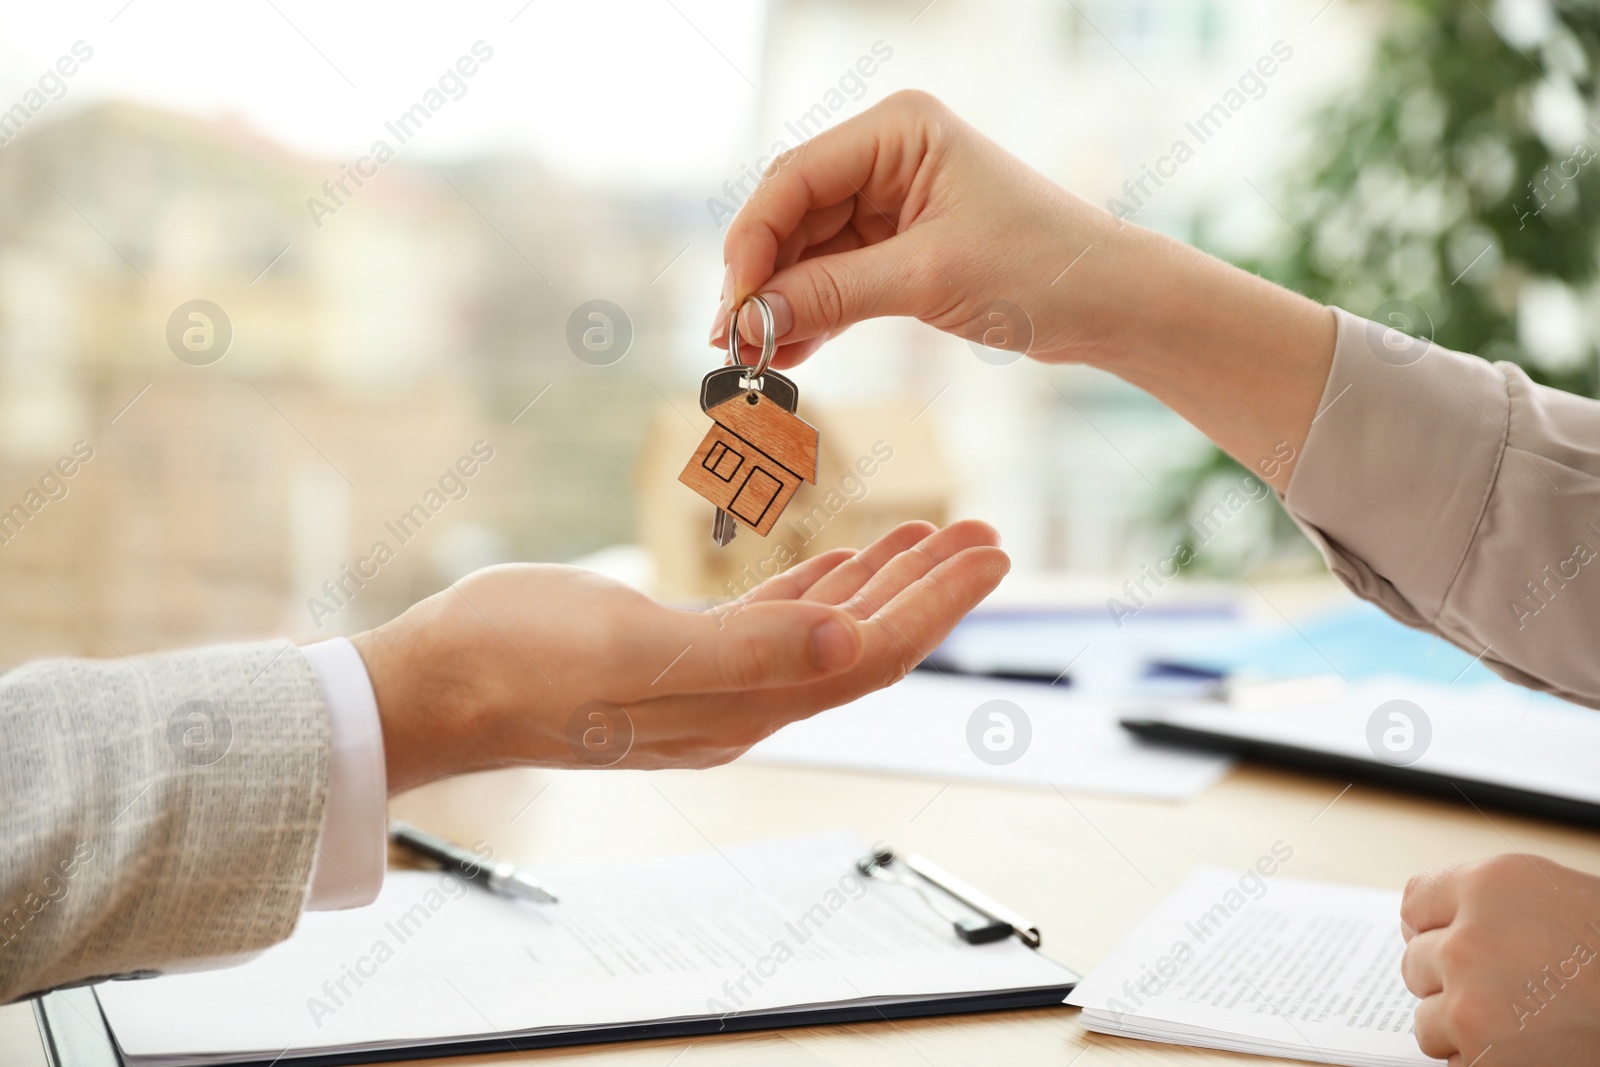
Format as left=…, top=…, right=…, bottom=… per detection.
left=1163, top=0, right=1600, bottom=575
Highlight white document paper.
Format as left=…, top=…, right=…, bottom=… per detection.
left=1068, top=867, right=1441, bottom=1067
left=1140, top=676, right=1600, bottom=804
left=744, top=673, right=1232, bottom=801
left=98, top=831, right=1076, bottom=1066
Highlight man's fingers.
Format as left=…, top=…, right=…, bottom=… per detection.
left=648, top=600, right=863, bottom=695
left=663, top=544, right=1010, bottom=738
left=1411, top=995, right=1457, bottom=1061
left=737, top=516, right=988, bottom=613
left=769, top=544, right=1010, bottom=715
left=740, top=548, right=857, bottom=604
left=801, top=520, right=938, bottom=605
left=860, top=545, right=1010, bottom=669
left=1399, top=928, right=1447, bottom=998
left=1401, top=865, right=1463, bottom=938
left=839, top=519, right=1002, bottom=620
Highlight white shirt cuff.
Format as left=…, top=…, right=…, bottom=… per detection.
left=299, top=637, right=388, bottom=910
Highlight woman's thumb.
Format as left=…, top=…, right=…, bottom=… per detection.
left=736, top=238, right=928, bottom=352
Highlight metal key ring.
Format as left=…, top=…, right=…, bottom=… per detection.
left=727, top=294, right=777, bottom=385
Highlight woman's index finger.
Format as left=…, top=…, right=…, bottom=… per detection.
left=723, top=91, right=939, bottom=300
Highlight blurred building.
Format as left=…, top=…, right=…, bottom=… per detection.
left=0, top=1, right=1373, bottom=665
left=0, top=103, right=682, bottom=663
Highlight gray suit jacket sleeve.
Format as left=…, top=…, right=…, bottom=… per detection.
left=0, top=640, right=329, bottom=1003
left=1285, top=307, right=1600, bottom=710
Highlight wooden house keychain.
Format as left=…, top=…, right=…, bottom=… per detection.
left=679, top=294, right=819, bottom=545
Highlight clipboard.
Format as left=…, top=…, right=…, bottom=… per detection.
left=1120, top=676, right=1600, bottom=829
left=34, top=836, right=1077, bottom=1067
left=1122, top=711, right=1600, bottom=828
left=35, top=985, right=1073, bottom=1067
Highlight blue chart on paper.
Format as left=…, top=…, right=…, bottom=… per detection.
left=1147, top=599, right=1502, bottom=688
left=930, top=598, right=1506, bottom=692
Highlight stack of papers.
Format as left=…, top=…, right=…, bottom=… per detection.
left=1068, top=868, right=1440, bottom=1066
left=97, top=832, right=1078, bottom=1066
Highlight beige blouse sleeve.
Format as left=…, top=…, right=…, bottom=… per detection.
left=1283, top=308, right=1600, bottom=710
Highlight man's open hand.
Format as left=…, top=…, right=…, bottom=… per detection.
left=354, top=519, right=1006, bottom=793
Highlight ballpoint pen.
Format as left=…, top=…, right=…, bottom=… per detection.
left=388, top=820, right=559, bottom=904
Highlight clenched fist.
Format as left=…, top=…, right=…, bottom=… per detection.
left=1401, top=853, right=1600, bottom=1066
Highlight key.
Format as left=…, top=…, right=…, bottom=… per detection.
left=681, top=293, right=819, bottom=545
left=698, top=365, right=799, bottom=413
left=695, top=366, right=802, bottom=546
left=712, top=507, right=737, bottom=547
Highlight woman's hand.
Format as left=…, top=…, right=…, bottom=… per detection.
left=714, top=90, right=1335, bottom=490
left=1401, top=854, right=1600, bottom=1065
left=715, top=90, right=1124, bottom=369
left=354, top=520, right=1006, bottom=793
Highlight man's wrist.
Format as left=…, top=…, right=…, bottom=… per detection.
left=350, top=608, right=479, bottom=796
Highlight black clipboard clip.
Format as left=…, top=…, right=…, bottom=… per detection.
left=856, top=845, right=1042, bottom=948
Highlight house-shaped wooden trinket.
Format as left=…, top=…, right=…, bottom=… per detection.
left=678, top=390, right=820, bottom=537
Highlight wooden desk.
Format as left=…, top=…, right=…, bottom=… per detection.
left=8, top=761, right=1600, bottom=1065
